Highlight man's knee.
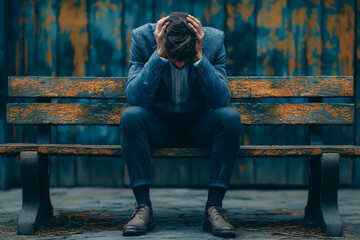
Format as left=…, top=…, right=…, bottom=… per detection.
left=214, top=107, right=242, bottom=132
left=120, top=106, right=148, bottom=132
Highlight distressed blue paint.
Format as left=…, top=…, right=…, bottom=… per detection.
left=155, top=0, right=192, bottom=19
left=193, top=0, right=224, bottom=30
left=226, top=0, right=256, bottom=76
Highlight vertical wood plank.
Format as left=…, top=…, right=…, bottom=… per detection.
left=6, top=0, right=26, bottom=188
left=226, top=0, right=256, bottom=186
left=123, top=0, right=153, bottom=74
left=193, top=0, right=225, bottom=30
left=323, top=0, right=355, bottom=185
left=38, top=0, right=57, bottom=76
left=226, top=0, right=256, bottom=76
left=285, top=0, right=308, bottom=186
left=0, top=0, right=9, bottom=190
left=155, top=0, right=192, bottom=19
left=354, top=0, right=360, bottom=187
left=254, top=0, right=288, bottom=185
left=57, top=0, right=90, bottom=187
left=87, top=0, right=124, bottom=187
left=303, top=0, right=323, bottom=187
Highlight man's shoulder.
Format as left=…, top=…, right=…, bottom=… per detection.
left=132, top=23, right=156, bottom=38
left=203, top=27, right=225, bottom=40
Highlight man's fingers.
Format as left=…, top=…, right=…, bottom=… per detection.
left=155, top=16, right=169, bottom=32
left=159, top=21, right=170, bottom=37
left=187, top=17, right=200, bottom=29
left=188, top=22, right=201, bottom=38
left=187, top=15, right=201, bottom=26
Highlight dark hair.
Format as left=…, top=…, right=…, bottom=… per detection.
left=164, top=12, right=196, bottom=62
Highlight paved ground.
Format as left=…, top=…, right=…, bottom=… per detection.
left=0, top=188, right=359, bottom=239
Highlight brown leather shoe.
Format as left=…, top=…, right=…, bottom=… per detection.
left=203, top=206, right=236, bottom=237
left=123, top=203, right=155, bottom=236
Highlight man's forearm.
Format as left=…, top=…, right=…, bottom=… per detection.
left=126, top=50, right=168, bottom=106
left=194, top=55, right=230, bottom=109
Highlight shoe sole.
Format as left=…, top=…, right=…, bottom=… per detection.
left=123, top=223, right=156, bottom=236
left=203, top=223, right=236, bottom=238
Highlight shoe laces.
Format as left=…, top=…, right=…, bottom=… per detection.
left=213, top=206, right=230, bottom=222
left=131, top=203, right=148, bottom=219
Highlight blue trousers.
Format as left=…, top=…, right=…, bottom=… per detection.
left=120, top=106, right=242, bottom=189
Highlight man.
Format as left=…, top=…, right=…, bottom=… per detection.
left=120, top=12, right=241, bottom=237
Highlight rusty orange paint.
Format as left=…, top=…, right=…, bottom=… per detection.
left=106, top=0, right=117, bottom=11
left=239, top=164, right=245, bottom=174
left=243, top=133, right=250, bottom=146
left=289, top=6, right=307, bottom=75
left=229, top=76, right=353, bottom=98
left=226, top=4, right=236, bottom=31
left=24, top=39, right=28, bottom=74
left=324, top=0, right=338, bottom=11
left=113, top=27, right=120, bottom=37
left=337, top=4, right=354, bottom=75
left=227, top=1, right=254, bottom=31
left=9, top=77, right=127, bottom=98
left=305, top=7, right=322, bottom=75
left=59, top=0, right=89, bottom=76
left=257, top=0, right=286, bottom=28
left=46, top=35, right=53, bottom=68
left=15, top=42, right=20, bottom=75
left=204, top=0, right=221, bottom=24
left=261, top=56, right=275, bottom=76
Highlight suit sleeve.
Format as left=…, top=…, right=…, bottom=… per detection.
left=194, top=32, right=230, bottom=109
left=125, top=30, right=168, bottom=106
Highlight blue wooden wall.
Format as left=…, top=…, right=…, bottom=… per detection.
left=0, top=0, right=359, bottom=189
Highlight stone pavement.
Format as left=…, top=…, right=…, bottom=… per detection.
left=0, top=187, right=359, bottom=239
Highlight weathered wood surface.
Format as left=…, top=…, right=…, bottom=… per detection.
left=8, top=76, right=354, bottom=98
left=1, top=144, right=360, bottom=157
left=6, top=103, right=354, bottom=125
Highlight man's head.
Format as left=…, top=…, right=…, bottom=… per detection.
left=164, top=12, right=197, bottom=68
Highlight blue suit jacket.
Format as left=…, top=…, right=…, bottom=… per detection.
left=126, top=23, right=230, bottom=113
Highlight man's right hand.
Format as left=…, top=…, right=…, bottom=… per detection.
left=154, top=16, right=170, bottom=58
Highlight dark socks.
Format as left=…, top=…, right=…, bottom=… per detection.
left=132, top=184, right=152, bottom=207
left=205, top=186, right=227, bottom=209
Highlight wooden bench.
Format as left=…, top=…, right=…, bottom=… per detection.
left=0, top=75, right=359, bottom=236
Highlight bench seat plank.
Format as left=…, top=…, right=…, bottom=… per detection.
left=6, top=103, right=354, bottom=125
left=8, top=76, right=353, bottom=99
left=0, top=144, right=359, bottom=157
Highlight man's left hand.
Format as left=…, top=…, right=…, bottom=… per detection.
left=187, top=15, right=204, bottom=62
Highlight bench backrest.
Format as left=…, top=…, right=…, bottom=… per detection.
left=6, top=76, right=354, bottom=125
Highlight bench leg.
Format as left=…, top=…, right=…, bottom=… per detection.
left=18, top=151, right=53, bottom=235
left=305, top=153, right=342, bottom=237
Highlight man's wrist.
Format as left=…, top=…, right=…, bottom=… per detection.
left=157, top=48, right=167, bottom=59
left=194, top=53, right=203, bottom=62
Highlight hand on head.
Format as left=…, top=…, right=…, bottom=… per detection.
left=186, top=15, right=204, bottom=62
left=154, top=13, right=204, bottom=62
left=154, top=16, right=170, bottom=58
